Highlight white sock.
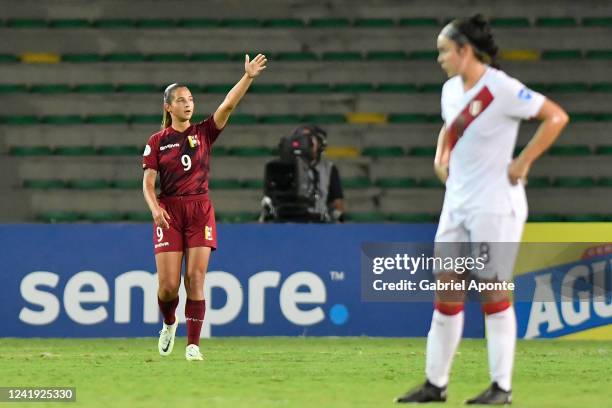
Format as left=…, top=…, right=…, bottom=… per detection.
left=485, top=306, right=516, bottom=392
left=425, top=310, right=464, bottom=388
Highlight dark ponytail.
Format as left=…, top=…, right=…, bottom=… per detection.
left=443, top=14, right=500, bottom=68
left=161, top=83, right=185, bottom=129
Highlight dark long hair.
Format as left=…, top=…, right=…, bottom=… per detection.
left=443, top=14, right=500, bottom=68
left=161, top=83, right=186, bottom=129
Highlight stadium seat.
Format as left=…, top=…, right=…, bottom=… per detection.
left=387, top=213, right=437, bottom=222
left=105, top=53, right=147, bottom=62
left=528, top=213, right=564, bottom=222
left=117, top=84, right=159, bottom=93
left=409, top=51, right=438, bottom=60
left=362, top=146, right=404, bottom=157
left=137, top=19, right=175, bottom=29
left=125, top=212, right=151, bottom=222
left=343, top=177, right=373, bottom=189
left=585, top=50, right=612, bottom=59
left=10, top=146, right=52, bottom=156
left=309, top=18, right=351, bottom=28
left=42, top=115, right=82, bottom=125
left=94, top=19, right=135, bottom=28
left=410, top=146, right=437, bottom=157
left=582, top=17, right=612, bottom=27
left=0, top=84, right=27, bottom=93
left=38, top=211, right=80, bottom=223
left=131, top=114, right=161, bottom=124
left=591, top=83, right=612, bottom=92
left=321, top=52, right=362, bottom=61
left=148, top=53, right=190, bottom=62
left=178, top=19, right=220, bottom=28
left=228, top=114, right=258, bottom=124
left=229, top=146, right=274, bottom=156
left=216, top=211, right=259, bottom=222
left=0, top=54, right=19, bottom=63
left=112, top=179, right=142, bottom=189
left=209, top=179, right=243, bottom=189
left=67, top=179, right=111, bottom=189
left=597, top=177, right=612, bottom=187
left=334, top=83, right=375, bottom=93
left=263, top=19, right=305, bottom=28
left=87, top=114, right=128, bottom=124
left=81, top=211, right=124, bottom=222
left=259, top=114, right=301, bottom=124
left=490, top=17, right=531, bottom=28
left=190, top=53, right=232, bottom=62
left=205, top=84, right=233, bottom=93
left=548, top=145, right=591, bottom=156
left=366, top=51, right=409, bottom=61
left=419, top=178, right=444, bottom=188
left=525, top=176, right=551, bottom=188
left=354, top=18, right=395, bottom=28
left=50, top=19, right=90, bottom=28
left=275, top=52, right=317, bottom=61
left=388, top=113, right=435, bottom=123
left=23, top=179, right=66, bottom=189
left=248, top=84, right=287, bottom=93
left=377, top=83, right=418, bottom=93
left=242, top=179, right=264, bottom=189
left=211, top=146, right=231, bottom=156
left=54, top=146, right=97, bottom=156
left=30, top=84, right=72, bottom=93
left=564, top=214, right=609, bottom=222
left=3, top=115, right=39, bottom=125
left=418, top=83, right=443, bottom=93
left=6, top=19, right=47, bottom=28
left=595, top=145, right=612, bottom=155
left=547, top=83, right=590, bottom=92
left=290, top=83, right=332, bottom=93
left=221, top=19, right=262, bottom=28
left=302, top=114, right=345, bottom=124
left=553, top=176, right=597, bottom=188
left=346, top=212, right=386, bottom=222
left=62, top=54, right=104, bottom=63
left=535, top=17, right=577, bottom=27
left=398, top=18, right=439, bottom=27
left=541, top=50, right=582, bottom=60
left=375, top=178, right=418, bottom=188
left=99, top=146, right=141, bottom=156
left=74, top=84, right=115, bottom=93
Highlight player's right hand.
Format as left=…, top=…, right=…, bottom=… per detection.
left=152, top=206, right=171, bottom=229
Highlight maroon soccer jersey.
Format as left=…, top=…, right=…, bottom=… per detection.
left=142, top=116, right=223, bottom=197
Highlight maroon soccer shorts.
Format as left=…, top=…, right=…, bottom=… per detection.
left=152, top=194, right=217, bottom=254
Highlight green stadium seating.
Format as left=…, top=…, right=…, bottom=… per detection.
left=418, top=83, right=443, bottom=93
left=595, top=145, right=612, bottom=155
left=228, top=114, right=258, bottom=125
left=547, top=83, right=590, bottom=92
left=564, top=214, right=608, bottom=222
left=334, top=83, right=375, bottom=92
left=50, top=19, right=90, bottom=28
left=591, top=83, right=612, bottom=92
left=205, top=84, right=233, bottom=93
left=125, top=212, right=151, bottom=222
left=178, top=19, right=221, bottom=28
left=87, top=114, right=128, bottom=124
left=410, top=146, right=436, bottom=157
left=302, top=114, right=345, bottom=124
left=94, top=19, right=135, bottom=28
left=569, top=113, right=598, bottom=122
left=3, top=115, right=39, bottom=125
left=585, top=50, right=612, bottom=59
left=553, top=177, right=596, bottom=188
left=541, top=50, right=582, bottom=60
left=30, top=84, right=71, bottom=94
left=209, top=179, right=243, bottom=189
left=535, top=17, right=577, bottom=27
left=221, top=19, right=262, bottom=28
left=343, top=177, right=373, bottom=189
left=131, top=114, right=161, bottom=124
left=6, top=19, right=47, bottom=28
left=263, top=19, right=305, bottom=28
left=598, top=177, right=612, bottom=187
left=42, top=115, right=82, bottom=125
left=10, top=146, right=52, bottom=156
left=409, top=51, right=438, bottom=60
left=490, top=18, right=531, bottom=28
left=388, top=213, right=437, bottom=222
left=148, top=53, right=190, bottom=62
left=346, top=212, right=386, bottom=222
left=275, top=51, right=317, bottom=61
left=112, top=179, right=142, bottom=189
left=377, top=83, right=418, bottom=93
left=525, top=176, right=551, bottom=188
left=419, top=178, right=444, bottom=188
left=548, top=145, right=591, bottom=156
left=117, top=83, right=158, bottom=93
left=82, top=211, right=124, bottom=222
left=582, top=17, right=612, bottom=27
left=242, top=179, right=264, bottom=189
left=137, top=19, right=175, bottom=29
left=595, top=113, right=612, bottom=121
left=388, top=113, right=435, bottom=123
left=259, top=114, right=301, bottom=124
left=375, top=178, right=418, bottom=188
left=527, top=83, right=550, bottom=92
left=321, top=52, right=362, bottom=61
left=291, top=83, right=332, bottom=93
left=366, top=51, right=409, bottom=61
left=38, top=211, right=80, bottom=223
left=211, top=146, right=231, bottom=156
left=354, top=18, right=395, bottom=28
left=248, top=84, right=287, bottom=93
left=0, top=84, right=27, bottom=93
left=23, top=179, right=66, bottom=189
left=55, top=146, right=97, bottom=156
left=362, top=146, right=404, bottom=157
left=216, top=211, right=259, bottom=222
left=62, top=54, right=104, bottom=63
left=67, top=179, right=111, bottom=189
left=73, top=84, right=115, bottom=93
left=0, top=54, right=19, bottom=63
left=191, top=53, right=232, bottom=62
left=528, top=213, right=564, bottom=222
left=309, top=18, right=351, bottom=28
left=398, top=18, right=439, bottom=27
left=229, top=146, right=274, bottom=157
left=99, top=146, right=141, bottom=156
left=105, top=53, right=147, bottom=62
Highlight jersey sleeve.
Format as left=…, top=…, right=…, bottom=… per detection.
left=502, top=77, right=546, bottom=120
left=142, top=134, right=160, bottom=171
left=197, top=115, right=225, bottom=146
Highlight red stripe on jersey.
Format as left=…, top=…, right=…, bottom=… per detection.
left=447, top=86, right=494, bottom=150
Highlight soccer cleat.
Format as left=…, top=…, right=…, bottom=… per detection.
left=465, top=382, right=512, bottom=405
left=157, top=319, right=178, bottom=356
left=395, top=379, right=447, bottom=403
left=185, top=344, right=204, bottom=361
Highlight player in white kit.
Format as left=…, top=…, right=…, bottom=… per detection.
left=396, top=15, right=569, bottom=405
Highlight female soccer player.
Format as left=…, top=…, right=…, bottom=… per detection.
left=142, top=54, right=267, bottom=361
left=396, top=15, right=568, bottom=404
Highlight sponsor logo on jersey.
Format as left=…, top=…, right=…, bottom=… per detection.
left=518, top=88, right=533, bottom=100
left=160, top=143, right=180, bottom=151
left=469, top=100, right=482, bottom=116
left=188, top=135, right=200, bottom=148
left=205, top=226, right=213, bottom=241
left=143, top=144, right=151, bottom=156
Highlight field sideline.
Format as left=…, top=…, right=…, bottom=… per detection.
left=1, top=338, right=609, bottom=407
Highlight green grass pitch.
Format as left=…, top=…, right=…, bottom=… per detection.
left=1, top=338, right=609, bottom=407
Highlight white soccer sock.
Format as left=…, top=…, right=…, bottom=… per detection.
left=425, top=310, right=464, bottom=388
left=485, top=306, right=516, bottom=392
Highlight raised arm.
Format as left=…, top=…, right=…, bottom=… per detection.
left=434, top=125, right=450, bottom=184
left=213, top=53, right=267, bottom=129
left=508, top=98, right=569, bottom=185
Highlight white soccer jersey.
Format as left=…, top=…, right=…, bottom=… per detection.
left=440, top=67, right=545, bottom=216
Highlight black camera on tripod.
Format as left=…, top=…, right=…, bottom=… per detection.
left=261, top=125, right=329, bottom=222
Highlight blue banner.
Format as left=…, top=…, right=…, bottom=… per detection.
left=0, top=224, right=486, bottom=338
